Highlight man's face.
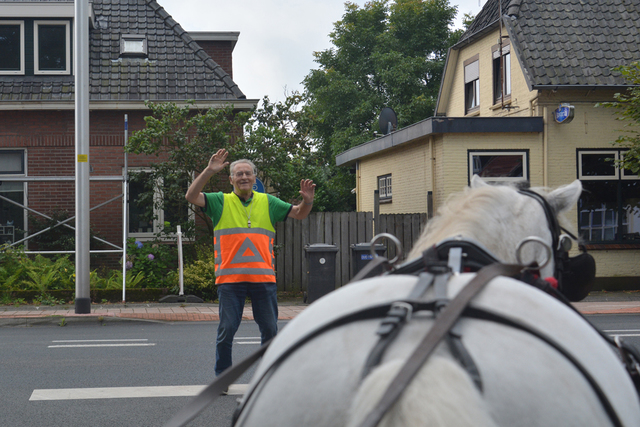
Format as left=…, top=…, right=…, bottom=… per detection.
left=230, top=162, right=256, bottom=194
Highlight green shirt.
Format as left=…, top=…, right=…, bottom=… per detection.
left=202, top=192, right=292, bottom=227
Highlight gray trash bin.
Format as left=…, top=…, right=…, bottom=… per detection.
left=304, top=243, right=339, bottom=304
left=350, top=243, right=387, bottom=279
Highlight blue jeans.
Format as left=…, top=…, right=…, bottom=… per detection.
left=215, top=283, right=278, bottom=376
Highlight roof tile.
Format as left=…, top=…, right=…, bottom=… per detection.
left=0, top=0, right=246, bottom=102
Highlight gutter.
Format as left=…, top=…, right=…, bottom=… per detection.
left=0, top=99, right=259, bottom=111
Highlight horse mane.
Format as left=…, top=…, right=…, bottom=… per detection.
left=407, top=183, right=576, bottom=261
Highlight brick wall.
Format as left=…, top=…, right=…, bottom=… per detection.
left=358, top=140, right=431, bottom=214
left=197, top=40, right=234, bottom=78
left=0, top=109, right=164, bottom=267
left=446, top=28, right=537, bottom=118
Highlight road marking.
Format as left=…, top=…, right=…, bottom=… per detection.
left=49, top=343, right=156, bottom=348
left=49, top=339, right=155, bottom=348
left=30, top=384, right=249, bottom=401
left=608, top=334, right=640, bottom=338
left=235, top=337, right=260, bottom=345
left=51, top=339, right=149, bottom=343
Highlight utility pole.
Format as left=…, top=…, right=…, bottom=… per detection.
left=75, top=0, right=91, bottom=314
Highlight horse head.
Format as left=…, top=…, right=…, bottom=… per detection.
left=407, top=176, right=590, bottom=299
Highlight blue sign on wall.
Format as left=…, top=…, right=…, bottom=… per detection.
left=554, top=103, right=574, bottom=124
left=253, top=177, right=265, bottom=193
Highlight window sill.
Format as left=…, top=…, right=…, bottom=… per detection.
left=490, top=98, right=512, bottom=110
left=583, top=243, right=640, bottom=250
left=379, top=198, right=392, bottom=204
left=465, top=108, right=480, bottom=116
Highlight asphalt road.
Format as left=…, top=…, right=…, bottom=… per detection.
left=1, top=314, right=639, bottom=427
left=0, top=320, right=289, bottom=427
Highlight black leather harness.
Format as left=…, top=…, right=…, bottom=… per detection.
left=164, top=204, right=639, bottom=427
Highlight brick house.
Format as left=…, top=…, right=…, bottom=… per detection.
left=0, top=0, right=255, bottom=260
left=336, top=0, right=640, bottom=288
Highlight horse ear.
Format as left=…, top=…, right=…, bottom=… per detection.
left=546, top=180, right=582, bottom=213
left=470, top=175, right=489, bottom=189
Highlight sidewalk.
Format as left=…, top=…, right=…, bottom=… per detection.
left=1, top=291, right=639, bottom=325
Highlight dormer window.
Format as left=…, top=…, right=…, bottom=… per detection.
left=0, top=21, right=25, bottom=75
left=34, top=21, right=71, bottom=75
left=121, top=34, right=147, bottom=57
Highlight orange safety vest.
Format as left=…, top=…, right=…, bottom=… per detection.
left=213, top=192, right=276, bottom=284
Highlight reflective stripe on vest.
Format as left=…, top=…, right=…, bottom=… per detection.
left=213, top=193, right=276, bottom=284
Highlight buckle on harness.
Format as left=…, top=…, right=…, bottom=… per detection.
left=376, top=302, right=413, bottom=337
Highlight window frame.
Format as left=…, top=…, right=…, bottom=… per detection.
left=0, top=20, right=25, bottom=75
left=120, top=34, right=148, bottom=57
left=0, top=149, right=27, bottom=245
left=464, top=55, right=480, bottom=115
left=492, top=41, right=511, bottom=105
left=126, top=168, right=194, bottom=241
left=378, top=174, right=392, bottom=202
left=468, top=150, right=529, bottom=183
left=34, top=20, right=71, bottom=75
left=577, top=148, right=640, bottom=244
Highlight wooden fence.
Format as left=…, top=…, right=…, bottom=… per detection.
left=274, top=212, right=427, bottom=291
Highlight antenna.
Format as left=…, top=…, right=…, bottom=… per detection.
left=378, top=107, right=397, bottom=135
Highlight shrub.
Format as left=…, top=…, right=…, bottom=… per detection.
left=124, top=238, right=177, bottom=288
left=169, top=244, right=217, bottom=301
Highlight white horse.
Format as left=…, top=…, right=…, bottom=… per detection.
left=232, top=177, right=640, bottom=427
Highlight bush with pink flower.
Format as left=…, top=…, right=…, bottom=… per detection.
left=124, top=238, right=176, bottom=287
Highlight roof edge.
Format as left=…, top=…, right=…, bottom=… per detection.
left=335, top=116, right=544, bottom=166
left=146, top=0, right=246, bottom=100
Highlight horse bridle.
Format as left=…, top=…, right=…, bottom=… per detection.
left=517, top=188, right=596, bottom=301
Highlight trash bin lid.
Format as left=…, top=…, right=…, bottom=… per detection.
left=304, top=243, right=339, bottom=252
left=350, top=243, right=386, bottom=251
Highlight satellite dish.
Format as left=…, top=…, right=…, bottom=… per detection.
left=378, top=107, right=397, bottom=135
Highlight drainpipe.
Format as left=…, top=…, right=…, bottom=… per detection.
left=542, top=105, right=549, bottom=187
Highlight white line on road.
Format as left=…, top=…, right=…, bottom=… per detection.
left=48, top=343, right=156, bottom=348
left=608, top=334, right=640, bottom=338
left=29, top=384, right=249, bottom=401
left=51, top=339, right=149, bottom=343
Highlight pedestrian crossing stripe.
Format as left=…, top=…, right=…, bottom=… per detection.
left=29, top=384, right=248, bottom=401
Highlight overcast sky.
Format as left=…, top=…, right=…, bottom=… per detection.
left=159, top=0, right=486, bottom=104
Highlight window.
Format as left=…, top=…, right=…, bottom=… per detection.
left=469, top=150, right=528, bottom=183
left=464, top=55, right=480, bottom=114
left=127, top=170, right=191, bottom=240
left=378, top=174, right=392, bottom=202
left=578, top=150, right=640, bottom=243
left=492, top=41, right=511, bottom=104
left=0, top=150, right=26, bottom=244
left=34, top=21, right=71, bottom=75
left=120, top=34, right=147, bottom=57
left=0, top=21, right=24, bottom=74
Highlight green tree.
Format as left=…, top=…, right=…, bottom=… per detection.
left=599, top=61, right=640, bottom=175
left=126, top=102, right=249, bottom=239
left=301, top=0, right=462, bottom=210
left=233, top=94, right=324, bottom=208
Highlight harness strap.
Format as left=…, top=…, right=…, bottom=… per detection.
left=163, top=341, right=271, bottom=427
left=361, top=272, right=437, bottom=379
left=356, top=263, right=523, bottom=427
left=464, top=306, right=625, bottom=427
left=446, top=324, right=484, bottom=391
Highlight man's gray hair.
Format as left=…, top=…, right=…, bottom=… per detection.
left=230, top=159, right=257, bottom=175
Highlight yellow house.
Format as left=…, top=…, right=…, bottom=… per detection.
left=336, top=0, right=640, bottom=288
